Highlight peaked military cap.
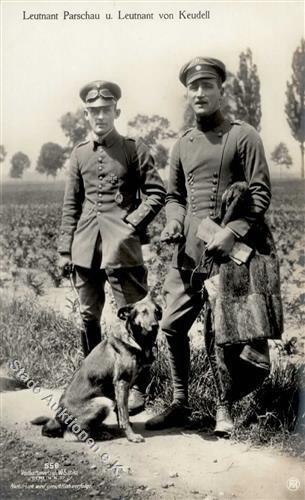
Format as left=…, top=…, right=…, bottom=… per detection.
left=79, top=80, right=122, bottom=107
left=179, top=57, right=226, bottom=86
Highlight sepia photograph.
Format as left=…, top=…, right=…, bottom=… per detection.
left=1, top=1, right=304, bottom=498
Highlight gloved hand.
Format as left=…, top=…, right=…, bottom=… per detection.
left=58, top=253, right=73, bottom=278
left=160, top=220, right=184, bottom=243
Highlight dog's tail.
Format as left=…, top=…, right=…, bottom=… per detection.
left=31, top=416, right=51, bottom=425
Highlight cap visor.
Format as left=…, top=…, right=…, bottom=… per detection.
left=187, top=71, right=219, bottom=85
left=85, top=97, right=116, bottom=108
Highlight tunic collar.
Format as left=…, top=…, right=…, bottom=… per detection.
left=91, top=128, right=120, bottom=150
left=196, top=109, right=224, bottom=132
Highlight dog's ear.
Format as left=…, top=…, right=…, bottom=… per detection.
left=117, top=304, right=134, bottom=320
left=155, top=303, right=163, bottom=321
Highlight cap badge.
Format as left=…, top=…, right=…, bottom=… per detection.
left=195, top=65, right=202, bottom=71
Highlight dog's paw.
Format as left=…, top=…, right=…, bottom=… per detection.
left=127, top=433, right=145, bottom=443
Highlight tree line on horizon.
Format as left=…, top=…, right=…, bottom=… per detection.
left=1, top=39, right=304, bottom=180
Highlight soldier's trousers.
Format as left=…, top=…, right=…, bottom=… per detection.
left=73, top=264, right=148, bottom=323
left=161, top=268, right=269, bottom=405
left=72, top=234, right=147, bottom=355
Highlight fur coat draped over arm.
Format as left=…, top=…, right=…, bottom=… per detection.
left=205, top=182, right=283, bottom=347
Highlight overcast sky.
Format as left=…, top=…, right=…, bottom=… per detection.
left=1, top=0, right=304, bottom=180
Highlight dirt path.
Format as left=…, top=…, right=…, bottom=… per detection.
left=1, top=386, right=304, bottom=500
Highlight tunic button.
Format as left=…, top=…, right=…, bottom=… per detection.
left=99, top=175, right=103, bottom=180
left=98, top=193, right=102, bottom=198
left=218, top=132, right=223, bottom=137
left=191, top=196, right=195, bottom=200
left=210, top=211, right=214, bottom=216
left=212, top=179, right=218, bottom=185
left=191, top=189, right=194, bottom=193
left=99, top=184, right=102, bottom=188
left=98, top=202, right=102, bottom=206
left=209, top=203, right=215, bottom=208
left=98, top=166, right=102, bottom=170
left=212, top=187, right=217, bottom=193
left=213, top=172, right=218, bottom=177
left=210, top=195, right=215, bottom=201
left=98, top=157, right=103, bottom=162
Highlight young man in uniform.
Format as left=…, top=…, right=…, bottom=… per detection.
left=146, top=58, right=282, bottom=435
left=58, top=80, right=166, bottom=414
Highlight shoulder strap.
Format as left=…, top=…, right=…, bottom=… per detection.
left=180, top=127, right=193, bottom=137
left=75, top=138, right=90, bottom=149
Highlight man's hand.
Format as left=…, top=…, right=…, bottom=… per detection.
left=161, top=220, right=183, bottom=243
left=58, top=253, right=73, bottom=277
left=206, top=226, right=236, bottom=257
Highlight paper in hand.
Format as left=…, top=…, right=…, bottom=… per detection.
left=196, top=217, right=254, bottom=265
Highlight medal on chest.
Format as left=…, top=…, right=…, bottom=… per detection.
left=115, top=191, right=124, bottom=205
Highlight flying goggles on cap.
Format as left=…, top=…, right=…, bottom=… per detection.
left=85, top=88, right=116, bottom=106
left=79, top=80, right=122, bottom=107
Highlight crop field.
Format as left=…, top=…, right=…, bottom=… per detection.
left=1, top=178, right=304, bottom=295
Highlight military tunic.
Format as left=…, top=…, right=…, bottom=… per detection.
left=161, top=112, right=274, bottom=405
left=58, top=128, right=166, bottom=269
left=166, top=115, right=271, bottom=270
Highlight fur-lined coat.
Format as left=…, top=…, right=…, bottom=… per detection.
left=206, top=182, right=283, bottom=346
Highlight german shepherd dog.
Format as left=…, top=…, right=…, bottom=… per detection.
left=31, top=294, right=162, bottom=443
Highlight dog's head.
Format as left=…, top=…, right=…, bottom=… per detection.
left=117, top=294, right=162, bottom=355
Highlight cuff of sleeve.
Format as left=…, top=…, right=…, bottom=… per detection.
left=57, top=232, right=73, bottom=254
left=125, top=202, right=153, bottom=230
left=225, top=225, right=240, bottom=239
left=165, top=203, right=186, bottom=227
left=226, top=219, right=251, bottom=239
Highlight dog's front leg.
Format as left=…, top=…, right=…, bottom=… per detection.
left=115, top=380, right=144, bottom=443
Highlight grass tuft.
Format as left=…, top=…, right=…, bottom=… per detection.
left=0, top=293, right=82, bottom=388
left=148, top=336, right=305, bottom=453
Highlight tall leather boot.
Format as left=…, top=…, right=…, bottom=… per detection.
left=80, top=329, right=90, bottom=358
left=145, top=334, right=191, bottom=430
left=128, top=366, right=152, bottom=416
left=204, top=308, right=234, bottom=438
left=80, top=320, right=102, bottom=357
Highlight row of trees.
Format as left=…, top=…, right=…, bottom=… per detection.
left=2, top=39, right=304, bottom=179
left=285, top=38, right=305, bottom=178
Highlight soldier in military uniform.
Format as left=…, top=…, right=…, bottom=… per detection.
left=58, top=80, right=166, bottom=414
left=145, top=58, right=281, bottom=434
